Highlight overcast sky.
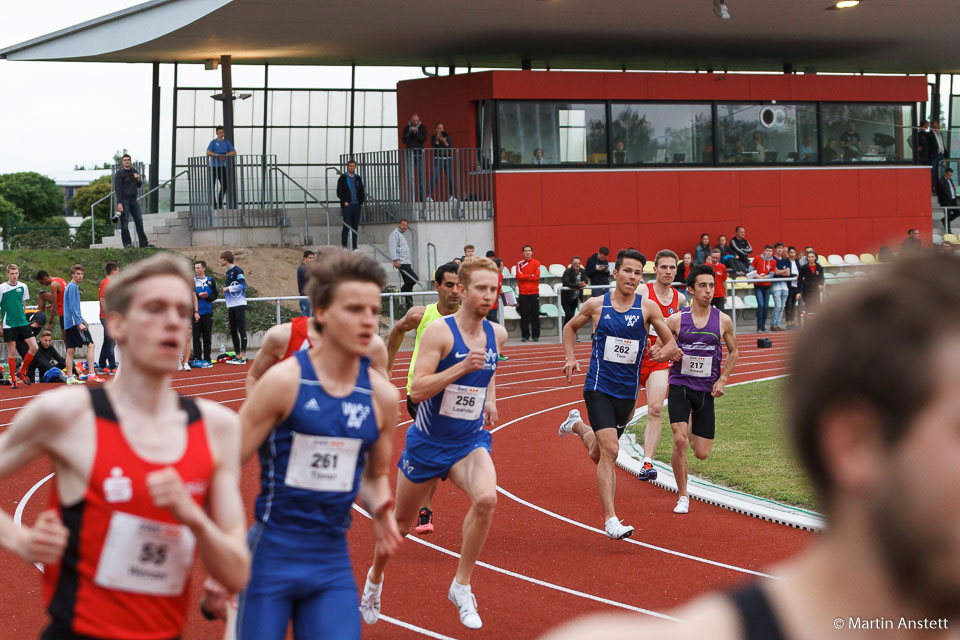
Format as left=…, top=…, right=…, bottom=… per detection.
left=0, top=1, right=425, bottom=181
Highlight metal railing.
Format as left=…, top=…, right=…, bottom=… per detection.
left=89, top=170, right=188, bottom=245
left=341, top=148, right=495, bottom=223
left=186, top=154, right=283, bottom=229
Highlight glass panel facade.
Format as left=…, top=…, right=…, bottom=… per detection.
left=716, top=103, right=817, bottom=164
left=497, top=102, right=607, bottom=166
left=610, top=103, right=712, bottom=164
left=821, top=103, right=914, bottom=163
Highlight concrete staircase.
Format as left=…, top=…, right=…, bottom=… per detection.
left=92, top=210, right=192, bottom=248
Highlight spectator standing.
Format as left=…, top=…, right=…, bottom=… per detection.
left=784, top=245, right=801, bottom=328
left=935, top=167, right=960, bottom=227
left=113, top=154, right=152, bottom=248
left=708, top=249, right=728, bottom=310
left=693, top=234, right=711, bottom=265
left=585, top=246, right=611, bottom=297
left=728, top=226, right=752, bottom=275
left=62, top=265, right=105, bottom=384
left=191, top=260, right=218, bottom=368
left=770, top=242, right=791, bottom=331
left=97, top=262, right=118, bottom=374
left=839, top=120, right=863, bottom=161
left=675, top=252, right=693, bottom=290
left=296, top=250, right=315, bottom=316
left=516, top=244, right=541, bottom=342
left=917, top=119, right=935, bottom=189
left=219, top=251, right=248, bottom=364
left=561, top=256, right=587, bottom=328
left=0, top=263, right=38, bottom=388
left=901, top=228, right=923, bottom=255
left=205, top=125, right=237, bottom=208
left=929, top=120, right=947, bottom=188
left=34, top=270, right=66, bottom=336
left=402, top=113, right=427, bottom=202
left=795, top=249, right=825, bottom=315
left=750, top=245, right=776, bottom=332
left=389, top=218, right=418, bottom=312
left=428, top=122, right=455, bottom=201
left=336, top=160, right=365, bottom=250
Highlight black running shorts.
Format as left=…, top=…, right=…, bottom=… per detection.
left=667, top=384, right=716, bottom=439
left=64, top=325, right=93, bottom=349
left=583, top=389, right=636, bottom=438
left=3, top=324, right=34, bottom=343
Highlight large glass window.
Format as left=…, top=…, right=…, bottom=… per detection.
left=497, top=102, right=607, bottom=166
left=716, top=103, right=818, bottom=164
left=610, top=104, right=713, bottom=164
left=821, top=104, right=914, bottom=163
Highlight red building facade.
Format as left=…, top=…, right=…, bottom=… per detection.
left=397, top=71, right=929, bottom=265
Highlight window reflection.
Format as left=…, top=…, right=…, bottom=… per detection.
left=716, top=103, right=818, bottom=164
left=821, top=104, right=914, bottom=163
left=610, top=104, right=713, bottom=164
left=497, top=102, right=607, bottom=166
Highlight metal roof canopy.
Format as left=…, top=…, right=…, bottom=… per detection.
left=0, top=0, right=954, bottom=74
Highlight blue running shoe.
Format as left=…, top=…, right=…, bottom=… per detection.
left=638, top=461, right=658, bottom=481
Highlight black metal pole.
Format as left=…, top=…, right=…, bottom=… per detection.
left=149, top=62, right=161, bottom=213
left=349, top=64, right=356, bottom=157
left=170, top=62, right=178, bottom=211
left=221, top=55, right=234, bottom=208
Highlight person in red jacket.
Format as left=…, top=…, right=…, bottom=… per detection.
left=750, top=244, right=776, bottom=333
left=515, top=244, right=541, bottom=342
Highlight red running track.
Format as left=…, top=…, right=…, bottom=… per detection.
left=0, top=333, right=811, bottom=639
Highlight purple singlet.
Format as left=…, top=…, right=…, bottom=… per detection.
left=669, top=307, right=722, bottom=392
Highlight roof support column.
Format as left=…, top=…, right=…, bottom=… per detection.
left=221, top=54, right=234, bottom=143
left=149, top=61, right=160, bottom=214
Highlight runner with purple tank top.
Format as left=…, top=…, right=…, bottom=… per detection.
left=649, top=264, right=738, bottom=515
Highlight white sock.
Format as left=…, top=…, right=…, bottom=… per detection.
left=604, top=516, right=619, bottom=528
left=643, top=456, right=652, bottom=465
left=451, top=578, right=471, bottom=594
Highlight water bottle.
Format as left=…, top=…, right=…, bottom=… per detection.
left=34, top=368, right=39, bottom=384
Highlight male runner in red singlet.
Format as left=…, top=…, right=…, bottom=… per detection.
left=245, top=314, right=388, bottom=393
left=0, top=254, right=250, bottom=640
left=637, top=250, right=686, bottom=481
left=36, top=271, right=66, bottom=334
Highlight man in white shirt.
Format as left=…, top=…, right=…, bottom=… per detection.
left=389, top=218, right=418, bottom=311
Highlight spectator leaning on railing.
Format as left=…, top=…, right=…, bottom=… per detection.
left=784, top=245, right=801, bottom=329
left=585, top=246, right=611, bottom=297
left=750, top=245, right=776, bottom=333
left=205, top=125, right=237, bottom=209
left=708, top=249, right=728, bottom=310
left=769, top=242, right=791, bottom=331
left=795, top=249, right=825, bottom=314
left=728, top=226, right=752, bottom=276
left=561, top=256, right=587, bottom=327
left=516, top=244, right=541, bottom=342
left=389, top=218, right=418, bottom=312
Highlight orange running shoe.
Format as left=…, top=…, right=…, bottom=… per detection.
left=414, top=507, right=434, bottom=535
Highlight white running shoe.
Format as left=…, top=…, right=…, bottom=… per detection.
left=360, top=572, right=382, bottom=625
left=558, top=409, right=581, bottom=438
left=674, top=495, right=690, bottom=514
left=177, top=360, right=184, bottom=371
left=604, top=517, right=634, bottom=540
left=182, top=361, right=191, bottom=371
left=447, top=579, right=482, bottom=629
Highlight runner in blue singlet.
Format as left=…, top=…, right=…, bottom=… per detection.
left=222, top=250, right=401, bottom=639
left=652, top=264, right=738, bottom=515
left=560, top=249, right=679, bottom=540
left=361, top=257, right=507, bottom=631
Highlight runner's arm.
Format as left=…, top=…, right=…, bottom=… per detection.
left=360, top=371, right=402, bottom=555
left=409, top=321, right=473, bottom=403
left=562, top=296, right=600, bottom=381
left=645, top=299, right=679, bottom=362
left=368, top=334, right=389, bottom=378
left=177, top=402, right=250, bottom=593
left=484, top=324, right=508, bottom=425
left=0, top=393, right=71, bottom=563
left=386, top=306, right=424, bottom=373
left=648, top=309, right=682, bottom=362
left=245, top=324, right=289, bottom=393
left=712, top=314, right=738, bottom=397
left=239, top=358, right=300, bottom=461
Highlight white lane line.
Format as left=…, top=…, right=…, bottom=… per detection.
left=352, top=505, right=678, bottom=622
left=14, top=472, right=54, bottom=572
left=489, top=402, right=777, bottom=580
left=378, top=613, right=458, bottom=639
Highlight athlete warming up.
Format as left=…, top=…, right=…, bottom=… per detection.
left=231, top=249, right=401, bottom=640
left=559, top=249, right=678, bottom=540
left=0, top=254, right=250, bottom=640
left=651, top=264, right=738, bottom=515
left=361, top=256, right=507, bottom=630
left=385, top=261, right=461, bottom=535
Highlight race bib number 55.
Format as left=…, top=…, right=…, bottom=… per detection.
left=285, top=433, right=362, bottom=493
left=439, top=384, right=486, bottom=421
left=94, top=511, right=196, bottom=596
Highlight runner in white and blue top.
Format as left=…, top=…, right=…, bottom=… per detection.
left=560, top=249, right=679, bottom=540
left=230, top=249, right=401, bottom=640
left=362, top=257, right=508, bottom=631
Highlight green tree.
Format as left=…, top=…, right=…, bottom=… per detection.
left=0, top=195, right=25, bottom=246
left=9, top=216, right=71, bottom=250
left=71, top=215, right=112, bottom=248
left=68, top=175, right=113, bottom=220
left=0, top=172, right=64, bottom=222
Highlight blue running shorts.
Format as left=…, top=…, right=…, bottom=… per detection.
left=398, top=426, right=492, bottom=484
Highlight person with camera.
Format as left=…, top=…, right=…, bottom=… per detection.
left=402, top=113, right=427, bottom=202
left=112, top=154, right=153, bottom=248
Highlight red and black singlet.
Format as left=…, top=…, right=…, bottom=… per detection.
left=43, top=388, right=214, bottom=640
left=281, top=316, right=314, bottom=360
